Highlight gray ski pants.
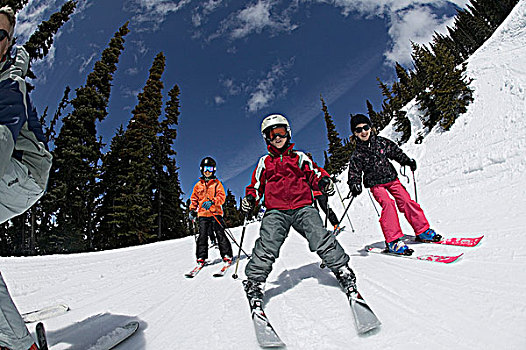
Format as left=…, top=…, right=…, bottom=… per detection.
left=245, top=206, right=350, bottom=282
left=0, top=273, right=34, bottom=350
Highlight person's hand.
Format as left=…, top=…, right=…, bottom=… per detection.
left=241, top=195, right=255, bottom=213
left=349, top=183, right=362, bottom=197
left=319, top=176, right=335, bottom=196
left=12, top=46, right=29, bottom=78
left=189, top=210, right=197, bottom=221
left=202, top=200, right=214, bottom=210
left=407, top=158, right=417, bottom=172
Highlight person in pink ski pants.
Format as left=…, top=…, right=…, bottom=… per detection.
left=347, top=114, right=441, bottom=255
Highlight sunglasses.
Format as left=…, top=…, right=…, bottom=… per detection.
left=268, top=126, right=288, bottom=141
left=0, top=29, right=10, bottom=42
left=354, top=124, right=371, bottom=133
left=202, top=165, right=215, bottom=173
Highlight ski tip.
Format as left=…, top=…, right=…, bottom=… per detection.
left=449, top=253, right=464, bottom=264
left=357, top=321, right=382, bottom=335
left=123, top=321, right=140, bottom=332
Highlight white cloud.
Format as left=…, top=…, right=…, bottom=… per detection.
left=125, top=0, right=193, bottom=31
left=210, top=0, right=298, bottom=41
left=304, top=0, right=469, bottom=65
left=246, top=58, right=294, bottom=112
left=214, top=96, right=225, bottom=104
left=222, top=78, right=242, bottom=95
left=217, top=58, right=295, bottom=112
left=385, top=6, right=457, bottom=65
left=78, top=52, right=97, bottom=74
left=126, top=67, right=139, bottom=76
left=192, top=0, right=224, bottom=27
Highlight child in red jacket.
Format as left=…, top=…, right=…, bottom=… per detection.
left=240, top=114, right=357, bottom=305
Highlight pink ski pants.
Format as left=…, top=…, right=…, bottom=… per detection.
left=370, top=179, right=430, bottom=243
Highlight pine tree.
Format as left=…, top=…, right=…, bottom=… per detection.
left=45, top=86, right=70, bottom=145
left=152, top=84, right=187, bottom=240
left=24, top=1, right=77, bottom=78
left=95, top=125, right=126, bottom=249
left=40, top=23, right=129, bottom=253
left=109, top=52, right=165, bottom=246
left=412, top=42, right=473, bottom=138
left=428, top=43, right=473, bottom=131
left=320, top=96, right=348, bottom=175
left=224, top=189, right=242, bottom=227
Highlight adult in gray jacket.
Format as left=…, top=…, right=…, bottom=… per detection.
left=0, top=6, right=51, bottom=350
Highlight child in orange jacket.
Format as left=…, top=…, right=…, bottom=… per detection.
left=189, top=157, right=233, bottom=264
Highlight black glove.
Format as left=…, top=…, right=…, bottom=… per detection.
left=407, top=158, right=417, bottom=172
left=319, top=176, right=335, bottom=196
left=189, top=210, right=197, bottom=221
left=349, top=183, right=362, bottom=197
left=241, top=194, right=255, bottom=213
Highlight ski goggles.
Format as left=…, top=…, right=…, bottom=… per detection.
left=354, top=124, right=371, bottom=133
left=202, top=165, right=215, bottom=173
left=268, top=126, right=288, bottom=141
left=0, top=29, right=9, bottom=42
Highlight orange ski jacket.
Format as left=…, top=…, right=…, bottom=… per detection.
left=189, top=177, right=226, bottom=217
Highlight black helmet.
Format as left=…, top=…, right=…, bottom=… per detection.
left=200, top=157, right=216, bottom=176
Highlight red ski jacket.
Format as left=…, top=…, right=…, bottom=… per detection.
left=245, top=143, right=329, bottom=210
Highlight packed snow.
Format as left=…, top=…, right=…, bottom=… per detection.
left=1, top=2, right=526, bottom=349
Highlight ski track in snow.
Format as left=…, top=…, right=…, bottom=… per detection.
left=2, top=1, right=526, bottom=349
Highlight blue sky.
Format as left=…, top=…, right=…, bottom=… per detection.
left=15, top=0, right=466, bottom=201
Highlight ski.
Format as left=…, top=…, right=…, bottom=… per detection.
left=346, top=289, right=381, bottom=334
left=185, top=261, right=206, bottom=278
left=87, top=321, right=139, bottom=350
left=37, top=320, right=139, bottom=350
left=249, top=299, right=285, bottom=348
left=213, top=260, right=233, bottom=278
left=365, top=245, right=463, bottom=264
left=414, top=235, right=484, bottom=247
left=22, top=303, right=69, bottom=323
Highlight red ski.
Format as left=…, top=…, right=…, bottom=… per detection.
left=425, top=235, right=484, bottom=247
left=185, top=261, right=206, bottom=278
left=365, top=246, right=463, bottom=264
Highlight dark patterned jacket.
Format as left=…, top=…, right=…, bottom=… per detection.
left=347, top=134, right=411, bottom=188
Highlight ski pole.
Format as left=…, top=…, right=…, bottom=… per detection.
left=367, top=189, right=380, bottom=217
left=191, top=218, right=199, bottom=243
left=232, top=214, right=249, bottom=280
left=324, top=198, right=329, bottom=229
left=335, top=183, right=355, bottom=232
left=400, top=165, right=410, bottom=184
left=412, top=169, right=418, bottom=203
left=336, top=195, right=356, bottom=228
left=211, top=213, right=251, bottom=258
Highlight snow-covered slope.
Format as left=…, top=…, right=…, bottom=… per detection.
left=2, top=2, right=526, bottom=349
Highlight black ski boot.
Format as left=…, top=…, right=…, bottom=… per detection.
left=243, top=279, right=264, bottom=308
left=334, top=265, right=357, bottom=296
left=415, top=228, right=443, bottom=243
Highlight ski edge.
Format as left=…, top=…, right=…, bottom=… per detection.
left=23, top=304, right=70, bottom=323
left=365, top=245, right=464, bottom=264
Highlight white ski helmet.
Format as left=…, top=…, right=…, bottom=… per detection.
left=260, top=114, right=291, bottom=142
